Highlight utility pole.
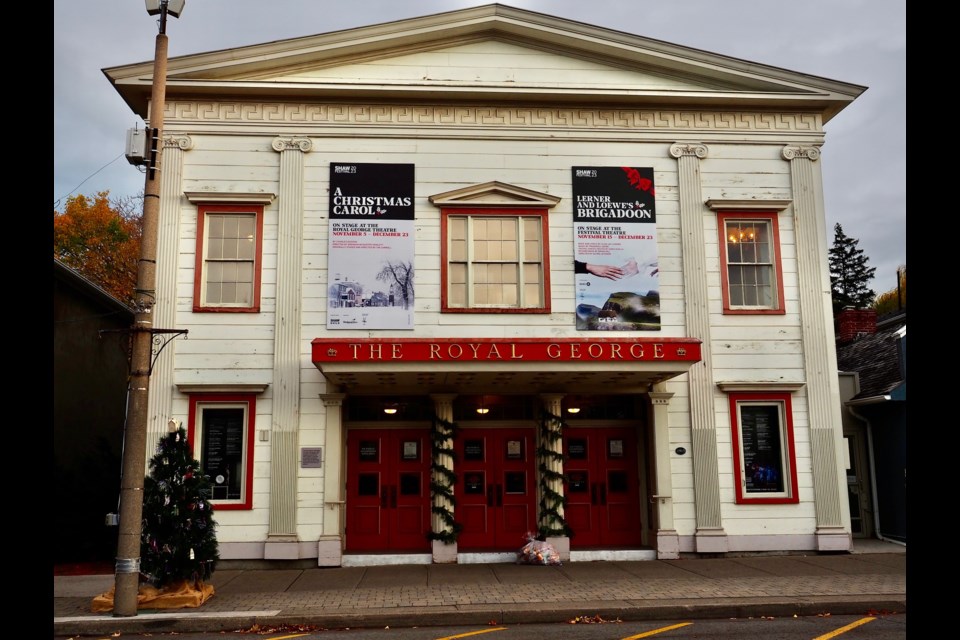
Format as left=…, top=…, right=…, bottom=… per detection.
left=112, top=0, right=185, bottom=617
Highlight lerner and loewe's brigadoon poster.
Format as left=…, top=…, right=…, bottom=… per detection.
left=327, top=163, right=415, bottom=330
left=572, top=166, right=659, bottom=331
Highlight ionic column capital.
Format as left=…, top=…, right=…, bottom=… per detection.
left=782, top=145, right=821, bottom=161
left=162, top=134, right=193, bottom=150
left=272, top=136, right=313, bottom=153
left=669, top=142, right=708, bottom=159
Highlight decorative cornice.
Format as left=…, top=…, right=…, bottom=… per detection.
left=716, top=381, right=806, bottom=392
left=184, top=191, right=277, bottom=204
left=669, top=142, right=708, bottom=158
left=176, top=383, right=270, bottom=394
left=648, top=391, right=675, bottom=405
left=781, top=145, right=821, bottom=161
left=167, top=102, right=822, bottom=133
left=320, top=393, right=345, bottom=406
left=706, top=199, right=792, bottom=212
left=272, top=136, right=313, bottom=152
left=162, top=134, right=193, bottom=150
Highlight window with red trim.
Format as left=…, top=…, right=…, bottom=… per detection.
left=440, top=208, right=551, bottom=313
left=193, top=204, right=264, bottom=312
left=728, top=392, right=799, bottom=504
left=187, top=394, right=256, bottom=510
left=717, top=212, right=785, bottom=314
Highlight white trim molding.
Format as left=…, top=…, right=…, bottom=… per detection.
left=184, top=191, right=277, bottom=204
left=706, top=199, right=792, bottom=212
left=716, top=382, right=805, bottom=392
left=176, top=384, right=270, bottom=394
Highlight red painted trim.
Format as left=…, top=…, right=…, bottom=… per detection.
left=193, top=204, right=264, bottom=313
left=728, top=391, right=799, bottom=505
left=717, top=212, right=786, bottom=315
left=440, top=207, right=552, bottom=313
left=312, top=337, right=701, bottom=364
left=187, top=393, right=257, bottom=511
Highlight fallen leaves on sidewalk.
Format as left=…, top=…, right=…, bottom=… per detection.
left=568, top=614, right=622, bottom=624
left=234, top=622, right=322, bottom=634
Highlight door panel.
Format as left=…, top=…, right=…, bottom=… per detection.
left=346, top=429, right=431, bottom=552
left=564, top=426, right=643, bottom=548
left=456, top=428, right=537, bottom=550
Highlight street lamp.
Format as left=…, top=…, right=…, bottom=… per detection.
left=112, top=0, right=185, bottom=618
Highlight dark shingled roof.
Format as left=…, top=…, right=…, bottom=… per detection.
left=835, top=313, right=905, bottom=401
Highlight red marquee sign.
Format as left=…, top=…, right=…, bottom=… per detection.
left=312, top=337, right=701, bottom=364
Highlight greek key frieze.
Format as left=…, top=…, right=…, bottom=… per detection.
left=165, top=101, right=821, bottom=133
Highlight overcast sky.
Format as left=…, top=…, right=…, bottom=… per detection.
left=53, top=0, right=905, bottom=296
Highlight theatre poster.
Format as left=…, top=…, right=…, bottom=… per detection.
left=327, top=163, right=416, bottom=330
left=572, top=166, right=660, bottom=331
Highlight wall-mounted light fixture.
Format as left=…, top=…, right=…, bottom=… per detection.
left=566, top=406, right=581, bottom=414
left=476, top=396, right=490, bottom=415
left=383, top=403, right=399, bottom=415
left=167, top=418, right=181, bottom=432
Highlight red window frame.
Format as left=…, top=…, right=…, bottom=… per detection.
left=439, top=207, right=552, bottom=314
left=717, top=212, right=785, bottom=315
left=728, top=391, right=799, bottom=505
left=193, top=204, right=264, bottom=313
left=187, top=393, right=257, bottom=510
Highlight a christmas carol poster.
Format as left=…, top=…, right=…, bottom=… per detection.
left=327, top=163, right=416, bottom=330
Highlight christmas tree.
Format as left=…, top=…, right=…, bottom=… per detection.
left=140, top=427, right=219, bottom=588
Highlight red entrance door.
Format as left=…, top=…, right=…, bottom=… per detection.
left=563, top=426, right=643, bottom=547
left=346, top=429, right=431, bottom=552
left=456, top=428, right=537, bottom=551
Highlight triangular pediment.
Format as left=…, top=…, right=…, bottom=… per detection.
left=429, top=181, right=561, bottom=208
left=105, top=4, right=864, bottom=122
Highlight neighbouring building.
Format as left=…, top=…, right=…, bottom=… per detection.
left=53, top=259, right=134, bottom=565
left=836, top=309, right=906, bottom=545
left=103, top=4, right=865, bottom=565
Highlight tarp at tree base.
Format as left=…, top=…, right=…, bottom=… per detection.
left=91, top=579, right=215, bottom=612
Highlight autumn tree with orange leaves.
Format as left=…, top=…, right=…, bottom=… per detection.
left=54, top=191, right=143, bottom=304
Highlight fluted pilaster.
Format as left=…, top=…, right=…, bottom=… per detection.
left=649, top=388, right=680, bottom=558
left=669, top=143, right=725, bottom=550
left=782, top=145, right=848, bottom=549
left=267, top=136, right=312, bottom=540
left=146, top=134, right=192, bottom=451
left=320, top=394, right=345, bottom=537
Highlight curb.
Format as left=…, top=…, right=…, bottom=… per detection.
left=53, top=596, right=907, bottom=636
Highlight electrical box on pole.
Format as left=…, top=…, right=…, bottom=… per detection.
left=125, top=128, right=148, bottom=165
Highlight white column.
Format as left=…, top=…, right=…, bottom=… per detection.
left=782, top=145, right=850, bottom=551
left=265, top=136, right=312, bottom=558
left=649, top=387, right=679, bottom=559
left=669, top=142, right=726, bottom=552
left=538, top=393, right=569, bottom=561
left=318, top=393, right=345, bottom=566
left=145, top=134, right=192, bottom=452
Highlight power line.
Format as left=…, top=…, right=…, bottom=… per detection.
left=54, top=152, right=131, bottom=209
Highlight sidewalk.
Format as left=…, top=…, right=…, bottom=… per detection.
left=53, top=540, right=906, bottom=637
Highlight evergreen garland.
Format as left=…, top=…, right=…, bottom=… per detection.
left=537, top=409, right=573, bottom=538
left=427, top=414, right=463, bottom=543
left=140, top=427, right=219, bottom=587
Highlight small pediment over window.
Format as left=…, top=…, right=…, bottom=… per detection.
left=429, top=181, right=561, bottom=209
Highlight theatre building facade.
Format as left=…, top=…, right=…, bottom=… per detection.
left=105, top=5, right=864, bottom=564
